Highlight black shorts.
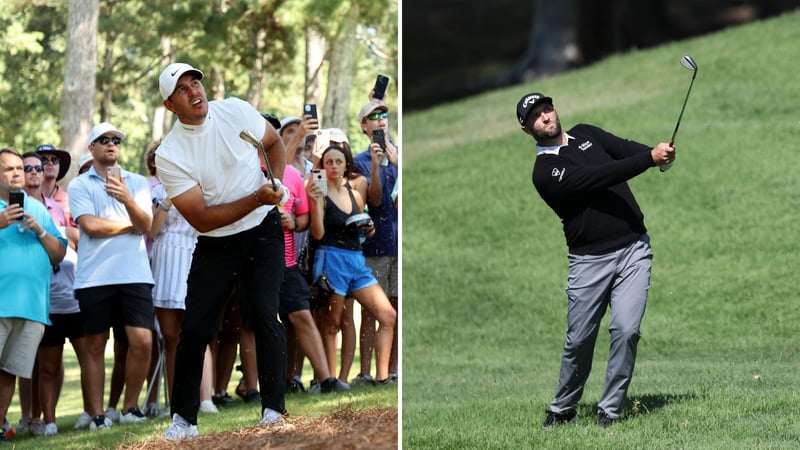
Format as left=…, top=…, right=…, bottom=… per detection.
left=75, top=283, right=155, bottom=335
left=39, top=313, right=86, bottom=347
left=279, top=266, right=311, bottom=318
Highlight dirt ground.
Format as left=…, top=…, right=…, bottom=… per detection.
left=121, top=407, right=398, bottom=450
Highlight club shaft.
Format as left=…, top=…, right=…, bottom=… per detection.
left=670, top=71, right=697, bottom=144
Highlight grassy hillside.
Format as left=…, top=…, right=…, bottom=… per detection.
left=402, top=9, right=800, bottom=449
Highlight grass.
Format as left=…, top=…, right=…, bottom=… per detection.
left=7, top=333, right=397, bottom=449
left=402, top=9, right=800, bottom=450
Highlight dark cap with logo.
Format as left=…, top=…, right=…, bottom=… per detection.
left=516, top=93, right=553, bottom=124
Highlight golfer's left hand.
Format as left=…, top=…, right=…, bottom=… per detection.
left=651, top=142, right=676, bottom=166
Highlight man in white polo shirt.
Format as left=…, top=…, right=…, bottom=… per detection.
left=68, top=122, right=155, bottom=431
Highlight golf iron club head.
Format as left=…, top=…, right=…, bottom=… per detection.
left=239, top=129, right=278, bottom=190
left=661, top=55, right=698, bottom=172
left=680, top=55, right=698, bottom=72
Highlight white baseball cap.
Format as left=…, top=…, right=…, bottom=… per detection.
left=78, top=153, right=94, bottom=171
left=327, top=128, right=349, bottom=144
left=88, top=122, right=125, bottom=144
left=159, top=63, right=204, bottom=100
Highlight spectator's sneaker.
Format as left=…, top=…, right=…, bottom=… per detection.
left=375, top=377, right=397, bottom=386
left=389, top=372, right=399, bottom=382
left=43, top=422, right=58, bottom=436
left=286, top=378, right=306, bottom=393
left=1, top=419, right=15, bottom=441
left=89, top=415, right=113, bottom=431
left=73, top=411, right=92, bottom=429
left=543, top=409, right=578, bottom=427
left=350, top=373, right=374, bottom=387
left=119, top=407, right=147, bottom=424
left=309, top=379, right=320, bottom=395
left=16, top=418, right=29, bottom=434
left=104, top=407, right=118, bottom=423
left=242, top=388, right=260, bottom=403
left=259, top=407, right=283, bottom=426
left=320, top=377, right=351, bottom=393
left=29, top=418, right=45, bottom=436
left=199, top=400, right=219, bottom=414
left=597, top=411, right=616, bottom=428
left=212, top=391, right=235, bottom=406
left=163, top=413, right=198, bottom=441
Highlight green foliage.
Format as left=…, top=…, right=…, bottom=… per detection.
left=0, top=0, right=397, bottom=174
left=403, top=10, right=800, bottom=449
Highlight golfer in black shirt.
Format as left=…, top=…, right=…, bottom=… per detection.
left=516, top=93, right=675, bottom=427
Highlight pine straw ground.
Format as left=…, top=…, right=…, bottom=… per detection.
left=120, top=407, right=397, bottom=450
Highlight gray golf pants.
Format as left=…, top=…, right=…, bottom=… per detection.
left=549, top=235, right=652, bottom=419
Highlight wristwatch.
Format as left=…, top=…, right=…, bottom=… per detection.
left=153, top=198, right=171, bottom=211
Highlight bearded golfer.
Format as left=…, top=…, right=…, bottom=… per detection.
left=517, top=93, right=675, bottom=427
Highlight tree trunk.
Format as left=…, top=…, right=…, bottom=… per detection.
left=305, top=28, right=326, bottom=106
left=247, top=27, right=267, bottom=109
left=60, top=0, right=98, bottom=184
left=323, top=5, right=359, bottom=130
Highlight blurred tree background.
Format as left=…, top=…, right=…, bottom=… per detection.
left=403, top=0, right=799, bottom=111
left=0, top=0, right=397, bottom=182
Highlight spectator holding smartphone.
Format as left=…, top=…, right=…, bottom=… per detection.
left=306, top=145, right=396, bottom=385
left=352, top=100, right=399, bottom=385
left=0, top=148, right=67, bottom=443
left=68, top=122, right=155, bottom=431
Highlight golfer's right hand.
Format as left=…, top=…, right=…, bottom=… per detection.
left=255, top=184, right=284, bottom=206
left=651, top=142, right=676, bottom=166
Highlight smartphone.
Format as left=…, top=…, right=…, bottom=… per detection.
left=312, top=129, right=330, bottom=159
left=303, top=103, right=318, bottom=121
left=106, top=166, right=121, bottom=182
left=372, top=129, right=388, bottom=167
left=312, top=169, right=327, bottom=195
left=373, top=74, right=390, bottom=100
left=372, top=129, right=386, bottom=151
left=9, top=191, right=24, bottom=220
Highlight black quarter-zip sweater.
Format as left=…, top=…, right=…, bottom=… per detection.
left=532, top=124, right=656, bottom=255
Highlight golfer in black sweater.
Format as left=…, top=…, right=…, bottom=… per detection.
left=516, top=93, right=675, bottom=428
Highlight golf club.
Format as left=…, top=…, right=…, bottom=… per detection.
left=661, top=55, right=698, bottom=172
left=239, top=129, right=278, bottom=190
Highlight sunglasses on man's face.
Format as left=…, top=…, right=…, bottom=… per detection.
left=40, top=156, right=60, bottom=165
left=95, top=136, right=122, bottom=145
left=24, top=165, right=44, bottom=173
left=366, top=112, right=389, bottom=121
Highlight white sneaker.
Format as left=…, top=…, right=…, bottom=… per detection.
left=259, top=407, right=283, bottom=426
left=119, top=407, right=147, bottom=424
left=104, top=407, right=118, bottom=423
left=199, top=400, right=219, bottom=414
left=163, top=413, right=199, bottom=441
left=17, top=418, right=29, bottom=434
left=89, top=415, right=113, bottom=431
left=73, top=411, right=92, bottom=429
left=43, top=422, right=58, bottom=436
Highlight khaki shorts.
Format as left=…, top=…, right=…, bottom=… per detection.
left=0, top=318, right=45, bottom=378
left=364, top=255, right=398, bottom=298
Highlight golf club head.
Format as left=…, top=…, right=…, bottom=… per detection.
left=680, top=55, right=697, bottom=72
left=239, top=129, right=262, bottom=150
left=239, top=129, right=278, bottom=190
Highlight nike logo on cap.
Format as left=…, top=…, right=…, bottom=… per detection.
left=171, top=67, right=180, bottom=76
